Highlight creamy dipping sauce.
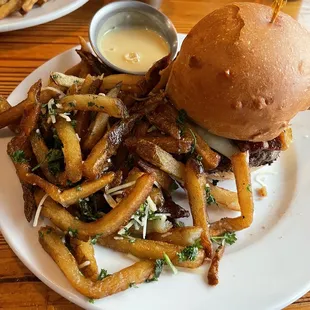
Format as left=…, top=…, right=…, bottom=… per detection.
left=98, top=27, right=170, bottom=73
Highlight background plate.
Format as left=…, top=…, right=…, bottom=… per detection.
left=0, top=0, right=88, bottom=33
left=1, top=34, right=310, bottom=310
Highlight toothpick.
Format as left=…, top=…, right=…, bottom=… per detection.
left=270, top=0, right=287, bottom=23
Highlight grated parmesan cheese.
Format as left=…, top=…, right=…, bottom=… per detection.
left=33, top=193, right=49, bottom=227
left=106, top=181, right=136, bottom=195
left=104, top=193, right=117, bottom=208
left=59, top=113, right=71, bottom=122
left=78, top=261, right=90, bottom=269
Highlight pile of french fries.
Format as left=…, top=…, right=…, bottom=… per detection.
left=0, top=37, right=255, bottom=300
left=0, top=0, right=49, bottom=20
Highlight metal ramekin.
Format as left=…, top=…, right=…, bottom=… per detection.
left=89, top=1, right=178, bottom=75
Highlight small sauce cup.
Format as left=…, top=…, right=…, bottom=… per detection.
left=89, top=1, right=178, bottom=75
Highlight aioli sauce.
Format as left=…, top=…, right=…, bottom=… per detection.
left=98, top=27, right=170, bottom=73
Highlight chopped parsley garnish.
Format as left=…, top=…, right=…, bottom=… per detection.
left=146, top=259, right=164, bottom=282
left=97, top=268, right=110, bottom=280
left=88, top=101, right=95, bottom=107
left=68, top=227, right=78, bottom=238
left=177, top=240, right=202, bottom=262
left=206, top=186, right=217, bottom=205
left=39, top=231, right=44, bottom=238
left=31, top=148, right=63, bottom=173
left=188, top=128, right=196, bottom=154
left=168, top=180, right=179, bottom=192
left=76, top=185, right=82, bottom=192
left=246, top=184, right=252, bottom=193
left=71, top=119, right=77, bottom=129
left=68, top=102, right=76, bottom=108
left=176, top=109, right=187, bottom=136
left=90, top=233, right=102, bottom=245
left=196, top=154, right=203, bottom=162
left=78, top=198, right=102, bottom=222
left=52, top=74, right=59, bottom=80
left=163, top=253, right=178, bottom=274
left=88, top=298, right=95, bottom=304
left=211, top=232, right=237, bottom=245
left=11, top=150, right=28, bottom=163
left=129, top=282, right=138, bottom=288
left=174, top=220, right=185, bottom=228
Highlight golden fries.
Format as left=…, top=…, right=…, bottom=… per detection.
left=39, top=227, right=155, bottom=299
left=0, top=80, right=41, bottom=130
left=54, top=117, right=82, bottom=183
left=126, top=136, right=192, bottom=154
left=100, top=74, right=144, bottom=93
left=21, top=0, right=38, bottom=13
left=208, top=244, right=225, bottom=286
left=210, top=152, right=254, bottom=235
left=59, top=94, right=128, bottom=118
left=148, top=227, right=203, bottom=247
left=69, top=237, right=98, bottom=281
left=82, top=84, right=121, bottom=153
left=0, top=0, right=23, bottom=19
left=279, top=127, right=293, bottom=150
left=134, top=140, right=185, bottom=181
left=83, top=114, right=140, bottom=180
left=208, top=184, right=240, bottom=211
left=51, top=72, right=85, bottom=88
left=185, top=125, right=221, bottom=170
left=98, top=235, right=205, bottom=268
left=184, top=158, right=212, bottom=258
left=30, top=132, right=57, bottom=184
left=36, top=174, right=154, bottom=240
left=0, top=96, right=20, bottom=133
left=137, top=160, right=176, bottom=192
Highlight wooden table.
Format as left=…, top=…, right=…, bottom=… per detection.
left=0, top=0, right=310, bottom=308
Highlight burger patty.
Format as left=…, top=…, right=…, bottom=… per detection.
left=212, top=137, right=282, bottom=172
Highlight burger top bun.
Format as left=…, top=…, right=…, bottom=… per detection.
left=166, top=2, right=310, bottom=142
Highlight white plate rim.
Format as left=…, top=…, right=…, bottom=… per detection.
left=0, top=0, right=88, bottom=33
left=1, top=33, right=310, bottom=310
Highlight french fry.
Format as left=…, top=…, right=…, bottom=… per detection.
left=184, top=158, right=212, bottom=258
left=65, top=62, right=82, bottom=76
left=134, top=120, right=149, bottom=137
left=8, top=137, right=114, bottom=205
left=82, top=84, right=121, bottom=153
left=279, top=127, right=293, bottom=150
left=39, top=227, right=155, bottom=299
left=21, top=0, right=38, bottom=13
left=30, top=132, right=57, bottom=184
left=51, top=72, right=85, bottom=88
left=66, top=83, right=79, bottom=95
left=210, top=152, right=254, bottom=235
left=78, top=36, right=92, bottom=53
left=58, top=94, right=128, bottom=118
left=0, top=80, right=41, bottom=130
left=208, top=244, right=225, bottom=286
left=158, top=197, right=190, bottom=219
left=126, top=136, right=192, bottom=154
left=0, top=96, right=20, bottom=133
left=185, top=125, right=221, bottom=170
left=37, top=0, right=47, bottom=5
left=149, top=187, right=164, bottom=208
left=0, top=0, right=23, bottom=19
left=148, top=227, right=203, bottom=247
left=137, top=159, right=176, bottom=192
left=54, top=117, right=82, bottom=183
left=134, top=140, right=185, bottom=181
left=79, top=61, right=92, bottom=78
left=208, top=184, right=240, bottom=212
left=22, top=182, right=36, bottom=222
left=98, top=235, right=205, bottom=269
left=130, top=92, right=164, bottom=115
left=69, top=237, right=98, bottom=281
left=100, top=74, right=144, bottom=93
left=146, top=104, right=181, bottom=139
left=36, top=174, right=154, bottom=240
left=76, top=49, right=115, bottom=76
left=151, top=61, right=173, bottom=94
left=83, top=114, right=140, bottom=180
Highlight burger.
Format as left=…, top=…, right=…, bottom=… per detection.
left=166, top=2, right=310, bottom=179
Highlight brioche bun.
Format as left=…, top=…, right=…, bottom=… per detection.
left=166, top=2, right=310, bottom=142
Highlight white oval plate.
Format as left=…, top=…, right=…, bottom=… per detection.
left=1, top=34, right=310, bottom=310
left=0, top=0, right=88, bottom=33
